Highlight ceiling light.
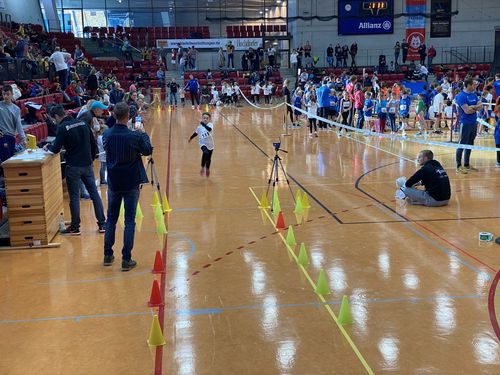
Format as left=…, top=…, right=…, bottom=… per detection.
left=259, top=11, right=263, bottom=14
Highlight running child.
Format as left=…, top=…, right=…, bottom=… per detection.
left=293, top=90, right=304, bottom=126
left=188, top=112, right=215, bottom=177
left=415, top=93, right=427, bottom=136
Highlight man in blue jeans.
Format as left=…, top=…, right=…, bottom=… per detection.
left=44, top=105, right=106, bottom=235
left=102, top=102, right=152, bottom=271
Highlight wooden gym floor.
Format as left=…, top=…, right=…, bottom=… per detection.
left=1, top=105, right=500, bottom=374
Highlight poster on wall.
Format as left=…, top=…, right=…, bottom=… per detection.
left=338, top=0, right=394, bottom=35
left=430, top=0, right=451, bottom=38
left=156, top=38, right=262, bottom=51
left=405, top=0, right=426, bottom=61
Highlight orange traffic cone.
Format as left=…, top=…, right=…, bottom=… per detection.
left=148, top=279, right=163, bottom=307
left=152, top=250, right=165, bottom=274
left=276, top=211, right=286, bottom=229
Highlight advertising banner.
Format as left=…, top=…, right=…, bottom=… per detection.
left=338, top=0, right=394, bottom=36
left=430, top=0, right=451, bottom=38
left=405, top=0, right=426, bottom=61
left=156, top=38, right=262, bottom=51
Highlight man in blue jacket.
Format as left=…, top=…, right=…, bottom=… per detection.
left=102, top=102, right=153, bottom=271
left=316, top=79, right=331, bottom=129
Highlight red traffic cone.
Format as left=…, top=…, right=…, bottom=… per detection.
left=148, top=279, right=164, bottom=307
left=152, top=250, right=165, bottom=274
left=276, top=211, right=286, bottom=230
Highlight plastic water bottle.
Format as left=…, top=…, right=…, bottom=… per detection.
left=58, top=213, right=65, bottom=232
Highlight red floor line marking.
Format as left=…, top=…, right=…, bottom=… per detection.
left=318, top=216, right=326, bottom=219
left=412, top=221, right=497, bottom=273
left=225, top=251, right=234, bottom=255
left=214, top=257, right=222, bottom=262
left=154, top=110, right=174, bottom=375
left=247, top=241, right=256, bottom=244
left=272, top=231, right=279, bottom=235
left=487, top=270, right=500, bottom=342
left=260, top=236, right=267, bottom=239
left=237, top=245, right=245, bottom=249
left=306, top=219, right=313, bottom=222
left=192, top=271, right=200, bottom=276
left=203, top=264, right=212, bottom=268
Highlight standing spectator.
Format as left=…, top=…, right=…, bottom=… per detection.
left=44, top=105, right=106, bottom=235
left=179, top=54, right=186, bottom=77
left=342, top=44, right=349, bottom=67
left=427, top=45, right=436, bottom=66
left=226, top=41, right=235, bottom=69
left=156, top=66, right=166, bottom=87
left=418, top=43, right=427, bottom=65
left=394, top=42, right=401, bottom=65
left=431, top=86, right=445, bottom=134
left=49, top=47, right=71, bottom=90
left=304, top=41, right=312, bottom=68
left=241, top=50, right=249, bottom=71
left=297, top=45, right=304, bottom=69
left=334, top=43, right=342, bottom=67
left=184, top=74, right=200, bottom=109
left=401, top=39, right=410, bottom=64
left=290, top=49, right=298, bottom=72
left=102, top=102, right=152, bottom=271
left=326, top=44, right=334, bottom=67
left=170, top=48, right=177, bottom=70
left=109, top=82, right=124, bottom=105
left=74, top=44, right=84, bottom=62
left=189, top=46, right=198, bottom=70
left=282, top=80, right=294, bottom=126
left=267, top=45, right=276, bottom=67
left=455, top=79, right=483, bottom=174
left=350, top=42, right=358, bottom=67
left=316, top=79, right=331, bottom=129
left=0, top=85, right=26, bottom=162
left=217, top=47, right=225, bottom=68
left=159, top=46, right=168, bottom=66
left=86, top=68, right=99, bottom=96
left=167, top=77, right=179, bottom=107
left=354, top=83, right=365, bottom=129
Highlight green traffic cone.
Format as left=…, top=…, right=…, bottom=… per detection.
left=295, top=189, right=302, bottom=203
left=154, top=204, right=164, bottom=222
left=286, top=225, right=296, bottom=247
left=338, top=295, right=353, bottom=325
left=297, top=243, right=309, bottom=267
left=273, top=192, right=281, bottom=215
left=136, top=201, right=144, bottom=220
left=294, top=196, right=304, bottom=214
left=315, top=269, right=331, bottom=296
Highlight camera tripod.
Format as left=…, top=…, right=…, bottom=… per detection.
left=266, top=145, right=295, bottom=212
left=146, top=156, right=163, bottom=204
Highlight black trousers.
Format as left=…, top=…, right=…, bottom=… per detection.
left=456, top=123, right=477, bottom=167
left=201, top=146, right=213, bottom=169
left=309, top=118, right=317, bottom=133
left=286, top=105, right=294, bottom=123
left=190, top=90, right=200, bottom=106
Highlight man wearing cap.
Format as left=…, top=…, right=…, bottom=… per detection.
left=78, top=100, right=108, bottom=131
left=43, top=105, right=106, bottom=235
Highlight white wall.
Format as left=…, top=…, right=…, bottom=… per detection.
left=289, top=0, right=499, bottom=66
left=2, top=0, right=43, bottom=24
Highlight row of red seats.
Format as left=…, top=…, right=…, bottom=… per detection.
left=20, top=122, right=48, bottom=144
left=15, top=93, right=63, bottom=113
left=93, top=26, right=210, bottom=39
left=432, top=63, right=490, bottom=73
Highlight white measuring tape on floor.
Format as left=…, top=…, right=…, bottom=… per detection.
left=237, top=87, right=286, bottom=110
left=477, top=118, right=496, bottom=130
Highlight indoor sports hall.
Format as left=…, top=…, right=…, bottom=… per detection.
left=0, top=1, right=500, bottom=374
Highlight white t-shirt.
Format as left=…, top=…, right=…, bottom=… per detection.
left=263, top=85, right=272, bottom=96
left=49, top=51, right=71, bottom=72
left=227, top=86, right=233, bottom=96
left=433, top=93, right=444, bottom=113
left=195, top=122, right=214, bottom=150
left=252, top=85, right=260, bottom=95
left=211, top=89, right=219, bottom=101
left=307, top=103, right=318, bottom=118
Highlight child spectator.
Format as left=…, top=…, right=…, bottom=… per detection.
left=363, top=92, right=375, bottom=131
left=399, top=90, right=411, bottom=136
left=306, top=96, right=318, bottom=137
left=415, top=93, right=427, bottom=136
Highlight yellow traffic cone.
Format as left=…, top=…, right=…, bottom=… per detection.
left=162, top=192, right=172, bottom=213
left=295, top=189, right=302, bottom=203
left=156, top=219, right=168, bottom=235
left=297, top=243, right=309, bottom=267
left=294, top=196, right=304, bottom=214
left=205, top=104, right=209, bottom=112
left=286, top=225, right=296, bottom=247
left=136, top=201, right=144, bottom=220
left=302, top=192, right=311, bottom=209
left=272, top=190, right=281, bottom=215
left=258, top=191, right=270, bottom=209
left=338, top=295, right=353, bottom=325
left=152, top=191, right=160, bottom=206
left=154, top=204, right=164, bottom=222
left=147, top=314, right=166, bottom=346
left=315, top=269, right=331, bottom=296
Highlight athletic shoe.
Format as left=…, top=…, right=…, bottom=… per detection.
left=395, top=188, right=407, bottom=200
left=337, top=132, right=343, bottom=137
left=191, top=105, right=195, bottom=109
left=314, top=132, right=318, bottom=137
left=346, top=133, right=350, bottom=138
left=456, top=166, right=468, bottom=174
left=98, top=224, right=106, bottom=233
left=205, top=169, right=210, bottom=177
left=100, top=181, right=107, bottom=185
left=103, top=255, right=115, bottom=266
left=496, top=237, right=500, bottom=245
left=496, top=163, right=500, bottom=168
left=80, top=194, right=91, bottom=200
left=200, top=167, right=205, bottom=176
left=415, top=132, right=422, bottom=136
left=60, top=226, right=81, bottom=236
left=463, top=165, right=479, bottom=171
left=121, top=259, right=137, bottom=272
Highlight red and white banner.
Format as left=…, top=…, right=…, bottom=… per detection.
left=405, top=0, right=426, bottom=61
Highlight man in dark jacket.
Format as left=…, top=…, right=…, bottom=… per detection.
left=109, top=82, right=124, bottom=105
left=396, top=150, right=451, bottom=206
left=102, top=102, right=153, bottom=271
left=44, top=105, right=106, bottom=235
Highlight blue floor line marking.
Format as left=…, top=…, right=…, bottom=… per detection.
left=37, top=231, right=196, bottom=285
left=2, top=294, right=489, bottom=325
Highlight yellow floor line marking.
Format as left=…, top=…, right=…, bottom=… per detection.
left=248, top=187, right=374, bottom=375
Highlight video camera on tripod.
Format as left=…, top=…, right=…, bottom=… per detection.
left=267, top=140, right=294, bottom=211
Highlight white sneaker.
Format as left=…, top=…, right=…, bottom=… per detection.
left=191, top=105, right=195, bottom=109
left=395, top=188, right=407, bottom=200
left=396, top=176, right=407, bottom=188
left=346, top=133, right=351, bottom=138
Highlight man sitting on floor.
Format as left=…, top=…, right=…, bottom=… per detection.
left=396, top=150, right=451, bottom=207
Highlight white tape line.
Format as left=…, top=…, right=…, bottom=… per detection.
left=238, top=87, right=286, bottom=110
left=477, top=118, right=496, bottom=130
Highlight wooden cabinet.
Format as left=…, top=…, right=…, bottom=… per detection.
left=2, top=150, right=63, bottom=247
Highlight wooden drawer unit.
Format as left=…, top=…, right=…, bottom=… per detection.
left=2, top=150, right=64, bottom=247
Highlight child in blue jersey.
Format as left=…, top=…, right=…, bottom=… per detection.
left=293, top=90, right=303, bottom=126
left=376, top=92, right=388, bottom=133
left=329, top=91, right=339, bottom=120
left=363, top=92, right=375, bottom=131
left=495, top=105, right=500, bottom=167
left=399, top=90, right=411, bottom=136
